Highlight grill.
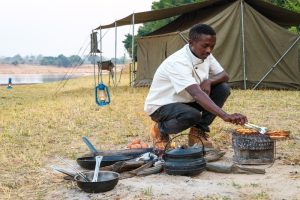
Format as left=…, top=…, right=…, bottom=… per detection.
left=232, top=132, right=275, bottom=165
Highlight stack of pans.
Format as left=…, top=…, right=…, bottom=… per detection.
left=163, top=134, right=206, bottom=176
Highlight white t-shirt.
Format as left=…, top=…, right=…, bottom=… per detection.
left=144, top=44, right=224, bottom=115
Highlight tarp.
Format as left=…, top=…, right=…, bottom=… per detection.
left=94, top=0, right=300, bottom=30
left=135, top=0, right=300, bottom=89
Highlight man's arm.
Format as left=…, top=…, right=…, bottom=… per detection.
left=200, top=71, right=229, bottom=95
left=186, top=84, right=247, bottom=125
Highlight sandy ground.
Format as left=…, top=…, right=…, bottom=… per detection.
left=46, top=150, right=300, bottom=200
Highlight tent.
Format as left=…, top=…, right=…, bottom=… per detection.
left=95, top=0, right=300, bottom=89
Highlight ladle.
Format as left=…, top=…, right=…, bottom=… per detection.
left=92, top=156, right=103, bottom=182
left=244, top=123, right=268, bottom=134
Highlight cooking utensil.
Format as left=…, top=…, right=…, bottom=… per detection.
left=75, top=171, right=119, bottom=193
left=56, top=156, right=89, bottom=182
left=81, top=136, right=154, bottom=156
left=51, top=165, right=77, bottom=178
left=244, top=123, right=268, bottom=134
left=92, top=156, right=103, bottom=182
left=82, top=136, right=99, bottom=155
left=163, top=134, right=206, bottom=176
left=77, top=137, right=154, bottom=169
left=77, top=155, right=133, bottom=169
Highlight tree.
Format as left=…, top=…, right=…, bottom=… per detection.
left=123, top=0, right=204, bottom=57
left=68, top=55, right=83, bottom=66
left=57, top=54, right=71, bottom=67
left=40, top=56, right=57, bottom=66
left=11, top=54, right=24, bottom=65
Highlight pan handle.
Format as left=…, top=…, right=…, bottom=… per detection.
left=82, top=136, right=98, bottom=154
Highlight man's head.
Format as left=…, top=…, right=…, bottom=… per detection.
left=188, top=24, right=216, bottom=60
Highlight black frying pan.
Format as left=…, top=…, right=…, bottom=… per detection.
left=75, top=171, right=119, bottom=193
left=76, top=137, right=153, bottom=169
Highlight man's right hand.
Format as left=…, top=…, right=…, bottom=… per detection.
left=222, top=113, right=247, bottom=125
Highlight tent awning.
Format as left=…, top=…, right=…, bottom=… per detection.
left=94, top=0, right=223, bottom=30
left=94, top=0, right=300, bottom=30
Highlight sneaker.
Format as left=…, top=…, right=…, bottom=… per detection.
left=150, top=123, right=169, bottom=150
left=188, top=127, right=213, bottom=148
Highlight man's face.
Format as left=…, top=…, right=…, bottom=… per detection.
left=189, top=34, right=216, bottom=60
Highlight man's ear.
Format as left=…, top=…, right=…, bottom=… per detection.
left=188, top=39, right=193, bottom=45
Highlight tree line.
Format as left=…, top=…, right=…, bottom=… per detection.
left=0, top=54, right=83, bottom=67
left=0, top=54, right=129, bottom=67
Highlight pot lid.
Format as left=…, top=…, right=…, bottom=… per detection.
left=164, top=146, right=204, bottom=158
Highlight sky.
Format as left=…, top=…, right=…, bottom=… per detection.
left=0, top=0, right=154, bottom=58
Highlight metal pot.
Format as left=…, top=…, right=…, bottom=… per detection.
left=163, top=134, right=206, bottom=176
left=74, top=171, right=119, bottom=193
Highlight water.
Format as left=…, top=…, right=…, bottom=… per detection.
left=0, top=74, right=88, bottom=84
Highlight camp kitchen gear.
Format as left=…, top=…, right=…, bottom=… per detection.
left=244, top=123, right=268, bottom=134
left=82, top=136, right=98, bottom=154
left=92, top=156, right=103, bottom=182
left=56, top=156, right=89, bottom=182
left=232, top=131, right=275, bottom=165
left=77, top=137, right=154, bottom=169
left=77, top=155, right=132, bottom=170
left=75, top=171, right=119, bottom=193
left=82, top=136, right=153, bottom=156
left=163, top=134, right=206, bottom=176
left=51, top=165, right=77, bottom=178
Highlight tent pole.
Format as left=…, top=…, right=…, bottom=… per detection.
left=131, top=13, right=135, bottom=87
left=179, top=32, right=188, bottom=43
left=99, top=27, right=103, bottom=84
left=240, top=0, right=247, bottom=89
left=253, top=35, right=300, bottom=90
left=114, top=21, right=117, bottom=87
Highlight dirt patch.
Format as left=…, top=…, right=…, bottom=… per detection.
left=45, top=151, right=300, bottom=200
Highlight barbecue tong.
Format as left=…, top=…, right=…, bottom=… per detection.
left=244, top=123, right=268, bottom=134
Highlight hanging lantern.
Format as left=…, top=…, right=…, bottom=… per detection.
left=95, top=83, right=110, bottom=106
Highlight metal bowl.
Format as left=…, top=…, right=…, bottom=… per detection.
left=74, top=171, right=119, bottom=193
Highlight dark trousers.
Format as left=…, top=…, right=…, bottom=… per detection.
left=150, top=83, right=231, bottom=135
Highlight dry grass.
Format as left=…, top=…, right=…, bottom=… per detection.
left=0, top=71, right=299, bottom=199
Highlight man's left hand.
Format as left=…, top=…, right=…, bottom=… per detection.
left=200, top=79, right=212, bottom=95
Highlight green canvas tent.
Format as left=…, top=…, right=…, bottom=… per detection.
left=95, top=0, right=300, bottom=89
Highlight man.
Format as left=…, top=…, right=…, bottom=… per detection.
left=144, top=24, right=247, bottom=150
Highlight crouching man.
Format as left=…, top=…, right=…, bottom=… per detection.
left=144, top=24, right=247, bottom=150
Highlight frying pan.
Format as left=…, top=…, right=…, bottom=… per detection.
left=75, top=171, right=119, bottom=193
left=76, top=137, right=153, bottom=169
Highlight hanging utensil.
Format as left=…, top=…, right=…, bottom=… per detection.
left=244, top=123, right=268, bottom=134
left=92, top=156, right=103, bottom=182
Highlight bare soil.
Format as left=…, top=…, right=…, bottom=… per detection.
left=46, top=150, right=300, bottom=200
